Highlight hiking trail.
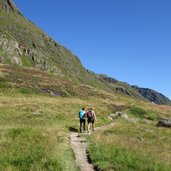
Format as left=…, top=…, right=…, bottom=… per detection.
left=70, top=122, right=115, bottom=171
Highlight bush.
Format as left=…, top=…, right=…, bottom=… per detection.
left=129, top=106, right=147, bottom=116
left=18, top=87, right=39, bottom=94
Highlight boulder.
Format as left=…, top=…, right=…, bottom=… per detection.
left=156, top=119, right=171, bottom=128
left=116, top=111, right=128, bottom=119
left=109, top=111, right=128, bottom=120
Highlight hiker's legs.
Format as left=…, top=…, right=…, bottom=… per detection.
left=83, top=119, right=86, bottom=131
left=87, top=122, right=91, bottom=132
left=92, top=123, right=95, bottom=131
left=80, top=119, right=83, bottom=132
left=92, top=120, right=95, bottom=131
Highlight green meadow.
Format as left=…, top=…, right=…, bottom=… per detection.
left=88, top=119, right=171, bottom=171
left=0, top=64, right=171, bottom=171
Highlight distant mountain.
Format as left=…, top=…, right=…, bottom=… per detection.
left=132, top=86, right=171, bottom=105
left=0, top=0, right=170, bottom=105
left=96, top=74, right=144, bottom=98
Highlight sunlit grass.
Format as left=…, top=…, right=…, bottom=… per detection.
left=0, top=90, right=116, bottom=170
left=0, top=94, right=83, bottom=170
left=0, top=64, right=171, bottom=170
left=0, top=126, right=79, bottom=171
left=88, top=119, right=171, bottom=171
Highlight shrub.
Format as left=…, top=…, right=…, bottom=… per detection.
left=129, top=106, right=159, bottom=120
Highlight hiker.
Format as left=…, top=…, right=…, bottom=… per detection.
left=87, top=107, right=96, bottom=132
left=79, top=107, right=86, bottom=133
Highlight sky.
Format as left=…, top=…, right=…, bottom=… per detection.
left=14, top=0, right=171, bottom=99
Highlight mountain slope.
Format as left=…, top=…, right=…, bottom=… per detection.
left=1, top=1, right=171, bottom=170
left=0, top=0, right=122, bottom=93
left=0, top=0, right=20, bottom=13
left=0, top=0, right=170, bottom=104
left=132, top=86, right=171, bottom=105
left=0, top=0, right=86, bottom=78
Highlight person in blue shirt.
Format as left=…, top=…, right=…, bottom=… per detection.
left=79, top=107, right=86, bottom=133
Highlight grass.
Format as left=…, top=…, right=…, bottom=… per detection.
left=128, top=106, right=160, bottom=121
left=0, top=126, right=78, bottom=171
left=0, top=87, right=113, bottom=170
left=88, top=119, right=171, bottom=171
left=88, top=143, right=170, bottom=171
left=0, top=64, right=171, bottom=170
left=0, top=92, right=84, bottom=170
left=1, top=1, right=171, bottom=169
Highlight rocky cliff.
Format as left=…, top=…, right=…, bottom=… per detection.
left=132, top=86, right=171, bottom=105
left=0, top=0, right=20, bottom=13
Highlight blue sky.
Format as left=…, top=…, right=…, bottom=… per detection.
left=14, top=0, right=171, bottom=99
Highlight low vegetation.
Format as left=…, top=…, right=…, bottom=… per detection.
left=88, top=119, right=171, bottom=171
left=0, top=1, right=171, bottom=170
left=0, top=64, right=171, bottom=170
left=128, top=106, right=160, bottom=121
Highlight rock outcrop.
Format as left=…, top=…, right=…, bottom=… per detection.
left=157, top=119, right=171, bottom=128
left=108, top=111, right=128, bottom=121
left=132, top=86, right=171, bottom=105
left=0, top=0, right=21, bottom=14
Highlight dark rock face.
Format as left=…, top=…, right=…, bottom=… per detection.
left=97, top=74, right=118, bottom=83
left=157, top=119, right=171, bottom=128
left=1, top=0, right=21, bottom=14
left=132, top=86, right=171, bottom=105
left=96, top=74, right=145, bottom=98
left=115, top=87, right=131, bottom=96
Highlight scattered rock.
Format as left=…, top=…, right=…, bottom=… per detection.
left=108, top=116, right=114, bottom=121
left=115, top=87, right=132, bottom=96
left=156, top=119, right=171, bottom=128
left=32, top=111, right=41, bottom=115
left=117, top=112, right=128, bottom=119
left=137, top=136, right=144, bottom=142
left=0, top=35, right=39, bottom=66
left=11, top=56, right=21, bottom=65
left=108, top=113, right=117, bottom=118
left=40, top=88, right=62, bottom=96
left=108, top=111, right=128, bottom=120
left=128, top=118, right=140, bottom=123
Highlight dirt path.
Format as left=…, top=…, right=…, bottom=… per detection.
left=70, top=132, right=94, bottom=171
left=70, top=122, right=115, bottom=171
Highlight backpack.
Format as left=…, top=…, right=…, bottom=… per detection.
left=79, top=110, right=85, bottom=119
left=87, top=111, right=93, bottom=119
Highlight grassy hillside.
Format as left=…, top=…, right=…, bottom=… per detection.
left=0, top=1, right=171, bottom=170
left=0, top=64, right=115, bottom=170
left=0, top=64, right=171, bottom=170
left=0, top=0, right=157, bottom=102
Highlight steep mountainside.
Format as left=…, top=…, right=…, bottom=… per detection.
left=0, top=0, right=120, bottom=91
left=132, top=86, right=171, bottom=105
left=0, top=0, right=86, bottom=79
left=0, top=0, right=170, bottom=104
left=0, top=0, right=20, bottom=13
